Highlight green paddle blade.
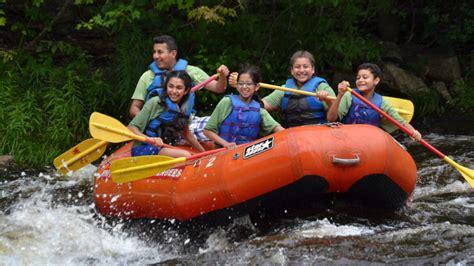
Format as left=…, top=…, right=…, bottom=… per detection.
left=110, top=155, right=186, bottom=183
left=54, top=138, right=108, bottom=175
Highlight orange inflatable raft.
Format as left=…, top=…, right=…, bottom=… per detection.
left=94, top=124, right=417, bottom=220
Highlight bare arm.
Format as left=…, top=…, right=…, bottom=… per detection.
left=262, top=99, right=278, bottom=112
left=127, top=124, right=163, bottom=145
left=183, top=126, right=205, bottom=152
left=327, top=96, right=342, bottom=122
left=203, top=65, right=229, bottom=93
left=403, top=123, right=422, bottom=141
left=272, top=125, right=285, bottom=133
left=327, top=81, right=349, bottom=122
left=129, top=100, right=144, bottom=118
left=203, top=129, right=236, bottom=149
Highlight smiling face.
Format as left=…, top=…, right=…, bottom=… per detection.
left=290, top=57, right=315, bottom=87
left=152, top=43, right=177, bottom=70
left=236, top=73, right=258, bottom=102
left=166, top=77, right=188, bottom=103
left=356, top=69, right=380, bottom=93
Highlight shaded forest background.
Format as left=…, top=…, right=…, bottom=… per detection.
left=0, top=0, right=473, bottom=166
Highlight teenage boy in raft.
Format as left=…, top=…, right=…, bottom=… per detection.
left=327, top=63, right=422, bottom=141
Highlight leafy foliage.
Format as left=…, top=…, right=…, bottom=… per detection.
left=77, top=3, right=142, bottom=31
left=188, top=5, right=238, bottom=25
left=0, top=50, right=109, bottom=166
left=0, top=0, right=472, bottom=167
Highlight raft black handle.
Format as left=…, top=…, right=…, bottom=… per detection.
left=332, top=155, right=360, bottom=165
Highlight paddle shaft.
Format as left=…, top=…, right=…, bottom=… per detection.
left=259, top=83, right=336, bottom=99
left=348, top=88, right=445, bottom=158
left=91, top=122, right=173, bottom=148
left=113, top=157, right=185, bottom=174
left=113, top=147, right=226, bottom=174
left=258, top=83, right=412, bottom=116
left=191, top=74, right=219, bottom=93
left=186, top=147, right=226, bottom=161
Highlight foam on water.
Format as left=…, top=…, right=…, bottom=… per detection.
left=413, top=180, right=471, bottom=199
left=380, top=222, right=474, bottom=241
left=198, top=229, right=229, bottom=254
left=0, top=166, right=173, bottom=265
left=296, top=218, right=375, bottom=238
left=450, top=196, right=474, bottom=208
left=0, top=204, right=166, bottom=264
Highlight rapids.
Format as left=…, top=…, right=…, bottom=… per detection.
left=0, top=130, right=473, bottom=264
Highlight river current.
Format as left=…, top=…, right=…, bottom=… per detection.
left=0, top=127, right=473, bottom=264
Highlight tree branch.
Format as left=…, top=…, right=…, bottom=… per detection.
left=25, top=0, right=73, bottom=51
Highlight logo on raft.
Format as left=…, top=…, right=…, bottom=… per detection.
left=151, top=166, right=185, bottom=180
left=243, top=137, right=274, bottom=159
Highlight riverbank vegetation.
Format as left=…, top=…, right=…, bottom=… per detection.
left=0, top=0, right=472, bottom=166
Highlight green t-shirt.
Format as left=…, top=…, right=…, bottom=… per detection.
left=130, top=97, right=165, bottom=132
left=337, top=92, right=407, bottom=133
left=204, top=96, right=281, bottom=137
left=263, top=82, right=335, bottom=110
left=131, top=65, right=210, bottom=101
left=130, top=97, right=192, bottom=132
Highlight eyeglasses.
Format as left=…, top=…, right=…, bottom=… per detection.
left=237, top=82, right=255, bottom=87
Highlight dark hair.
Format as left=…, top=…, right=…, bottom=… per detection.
left=357, top=63, right=382, bottom=79
left=237, top=64, right=264, bottom=108
left=160, top=70, right=192, bottom=105
left=237, top=64, right=261, bottom=84
left=290, top=50, right=315, bottom=69
left=153, top=35, right=178, bottom=52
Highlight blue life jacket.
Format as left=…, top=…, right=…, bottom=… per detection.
left=144, top=93, right=195, bottom=145
left=219, top=95, right=262, bottom=145
left=342, top=88, right=383, bottom=126
left=146, top=59, right=188, bottom=101
left=281, top=76, right=328, bottom=127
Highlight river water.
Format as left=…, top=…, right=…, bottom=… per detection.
left=1, top=123, right=473, bottom=264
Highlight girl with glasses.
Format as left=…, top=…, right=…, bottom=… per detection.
left=204, top=65, right=284, bottom=149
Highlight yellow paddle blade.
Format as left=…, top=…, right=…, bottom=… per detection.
left=444, top=156, right=474, bottom=188
left=53, top=139, right=108, bottom=175
left=383, top=96, right=414, bottom=123
left=110, top=155, right=186, bottom=183
left=89, top=112, right=146, bottom=143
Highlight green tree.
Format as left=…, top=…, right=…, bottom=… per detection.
left=0, top=0, right=472, bottom=167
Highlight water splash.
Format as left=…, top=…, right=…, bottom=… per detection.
left=0, top=166, right=173, bottom=264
